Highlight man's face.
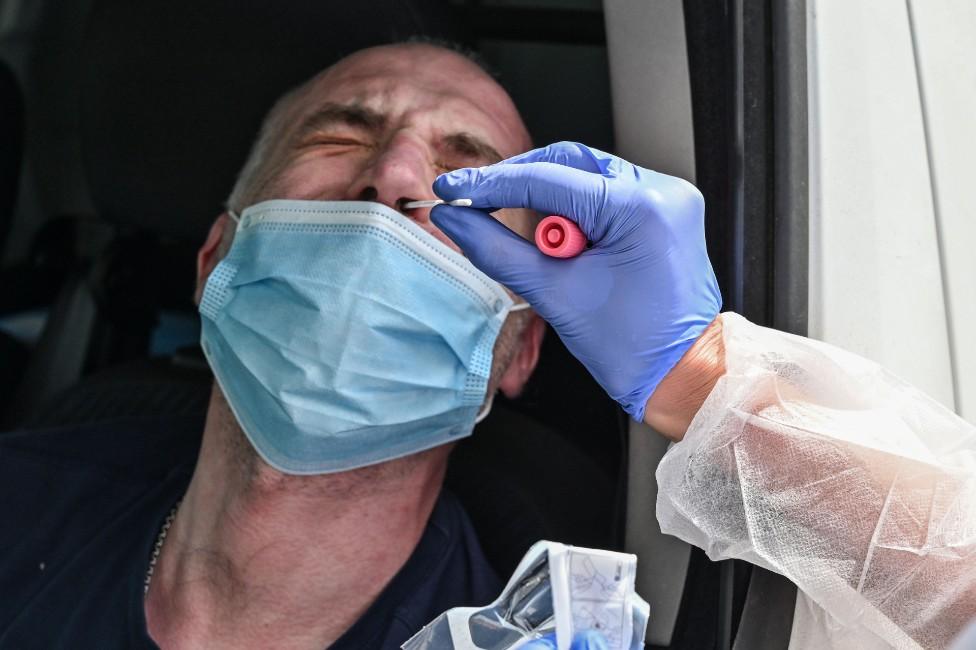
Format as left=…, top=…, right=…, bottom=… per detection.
left=246, top=43, right=535, bottom=249
left=197, top=43, right=544, bottom=411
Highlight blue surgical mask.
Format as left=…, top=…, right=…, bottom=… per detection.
left=199, top=200, right=529, bottom=474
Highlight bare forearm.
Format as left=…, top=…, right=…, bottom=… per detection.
left=643, top=315, right=726, bottom=440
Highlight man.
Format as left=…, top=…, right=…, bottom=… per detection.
left=0, top=42, right=546, bottom=649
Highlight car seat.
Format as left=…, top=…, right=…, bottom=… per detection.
left=0, top=58, right=21, bottom=253
left=0, top=57, right=26, bottom=409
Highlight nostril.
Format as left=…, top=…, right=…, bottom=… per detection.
left=357, top=187, right=378, bottom=202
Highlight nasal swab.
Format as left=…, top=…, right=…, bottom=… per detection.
left=406, top=198, right=588, bottom=259
left=402, top=199, right=472, bottom=209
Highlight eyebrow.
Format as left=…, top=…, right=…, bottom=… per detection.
left=295, top=102, right=387, bottom=141
left=440, top=132, right=503, bottom=165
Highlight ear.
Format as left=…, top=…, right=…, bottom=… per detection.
left=498, top=314, right=546, bottom=399
left=194, top=213, right=232, bottom=305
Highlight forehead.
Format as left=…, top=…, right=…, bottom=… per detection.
left=298, top=45, right=530, bottom=158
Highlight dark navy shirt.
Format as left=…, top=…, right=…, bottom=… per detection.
left=0, top=416, right=501, bottom=649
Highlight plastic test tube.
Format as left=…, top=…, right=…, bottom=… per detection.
left=534, top=215, right=587, bottom=258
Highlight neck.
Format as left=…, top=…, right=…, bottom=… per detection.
left=145, top=387, right=448, bottom=649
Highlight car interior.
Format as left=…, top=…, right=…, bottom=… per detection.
left=0, top=0, right=809, bottom=647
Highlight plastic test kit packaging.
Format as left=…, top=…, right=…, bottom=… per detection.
left=402, top=541, right=650, bottom=650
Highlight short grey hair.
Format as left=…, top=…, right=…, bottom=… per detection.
left=403, top=35, right=498, bottom=79
left=219, top=79, right=317, bottom=258
left=225, top=81, right=314, bottom=216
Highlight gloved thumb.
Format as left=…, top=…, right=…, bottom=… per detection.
left=430, top=204, right=549, bottom=296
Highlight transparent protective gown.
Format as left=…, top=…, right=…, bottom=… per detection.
left=656, top=313, right=976, bottom=649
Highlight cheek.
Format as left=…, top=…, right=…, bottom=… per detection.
left=268, top=154, right=360, bottom=201
left=425, top=222, right=464, bottom=254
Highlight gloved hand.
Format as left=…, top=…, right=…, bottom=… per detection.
left=521, top=630, right=608, bottom=650
left=431, top=142, right=722, bottom=421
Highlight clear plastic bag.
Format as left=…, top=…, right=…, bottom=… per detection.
left=402, top=541, right=649, bottom=650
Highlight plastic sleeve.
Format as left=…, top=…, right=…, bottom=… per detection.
left=655, top=313, right=976, bottom=649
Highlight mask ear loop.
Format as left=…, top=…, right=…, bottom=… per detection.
left=475, top=301, right=531, bottom=425
left=227, top=210, right=241, bottom=225
left=475, top=392, right=495, bottom=425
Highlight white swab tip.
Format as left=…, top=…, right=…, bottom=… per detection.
left=402, top=198, right=473, bottom=210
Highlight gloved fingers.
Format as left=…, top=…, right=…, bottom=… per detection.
left=434, top=162, right=610, bottom=241
left=570, top=630, right=609, bottom=650
left=492, top=141, right=612, bottom=174
left=430, top=204, right=556, bottom=297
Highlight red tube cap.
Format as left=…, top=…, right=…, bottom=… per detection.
left=534, top=215, right=587, bottom=258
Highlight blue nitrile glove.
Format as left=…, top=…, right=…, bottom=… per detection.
left=521, top=630, right=609, bottom=650
left=432, top=141, right=721, bottom=421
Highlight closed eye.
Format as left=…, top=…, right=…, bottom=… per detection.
left=293, top=103, right=386, bottom=153
left=297, top=135, right=372, bottom=152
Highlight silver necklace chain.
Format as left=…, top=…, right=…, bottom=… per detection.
left=144, top=501, right=181, bottom=598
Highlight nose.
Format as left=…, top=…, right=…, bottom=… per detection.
left=346, top=133, right=437, bottom=223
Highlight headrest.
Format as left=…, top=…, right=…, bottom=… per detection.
left=79, top=0, right=466, bottom=244
left=0, top=58, right=23, bottom=245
